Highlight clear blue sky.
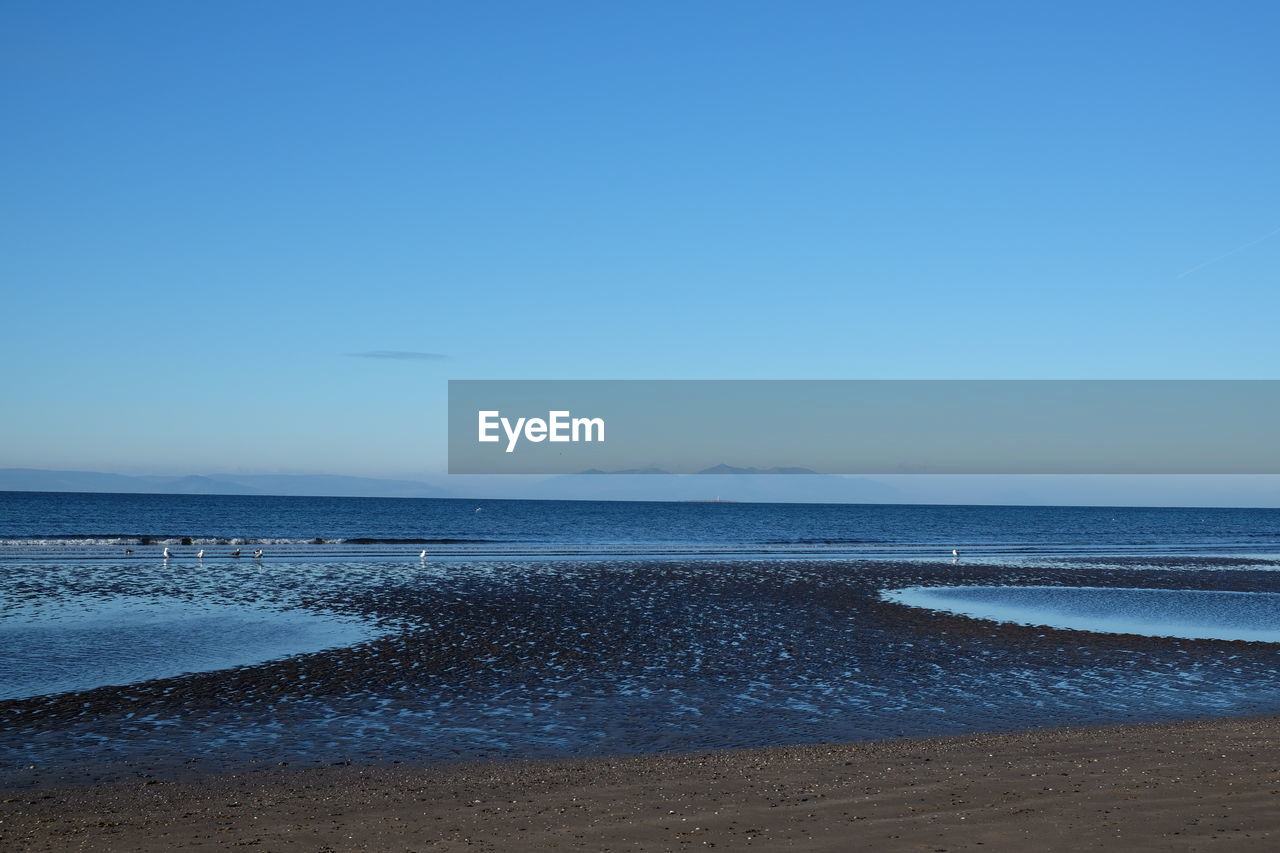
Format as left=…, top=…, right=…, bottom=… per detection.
left=2, top=1, right=1277, bottom=481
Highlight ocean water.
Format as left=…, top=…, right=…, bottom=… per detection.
left=3, top=490, right=1280, bottom=557
left=2, top=491, right=1280, bottom=784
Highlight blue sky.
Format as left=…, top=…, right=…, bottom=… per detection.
left=2, top=1, right=1278, bottom=489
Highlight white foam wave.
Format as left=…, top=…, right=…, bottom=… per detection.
left=0, top=537, right=342, bottom=548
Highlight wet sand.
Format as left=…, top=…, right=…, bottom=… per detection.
left=4, top=714, right=1279, bottom=851
left=11, top=557, right=1280, bottom=783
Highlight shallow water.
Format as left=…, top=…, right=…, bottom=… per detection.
left=881, top=585, right=1280, bottom=643
left=0, top=596, right=383, bottom=700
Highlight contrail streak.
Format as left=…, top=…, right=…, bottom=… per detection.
left=1177, top=224, right=1280, bottom=278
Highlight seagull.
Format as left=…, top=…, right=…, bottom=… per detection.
left=253, top=549, right=263, bottom=559
left=163, top=546, right=172, bottom=559
left=231, top=548, right=241, bottom=558
left=419, top=549, right=427, bottom=560
left=197, top=549, right=205, bottom=560
left=124, top=547, right=134, bottom=555
left=952, top=548, right=960, bottom=559
left=475, top=507, right=482, bottom=513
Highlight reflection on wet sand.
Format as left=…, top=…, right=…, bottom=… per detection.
left=4, top=555, right=1280, bottom=786
left=882, top=585, right=1280, bottom=642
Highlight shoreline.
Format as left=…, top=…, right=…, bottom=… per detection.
left=5, top=714, right=1279, bottom=851
left=10, top=557, right=1280, bottom=785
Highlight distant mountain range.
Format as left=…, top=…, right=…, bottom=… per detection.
left=577, top=465, right=826, bottom=475
left=0, top=467, right=900, bottom=504
left=5, top=467, right=1279, bottom=507
left=0, top=468, right=448, bottom=498
left=531, top=468, right=899, bottom=503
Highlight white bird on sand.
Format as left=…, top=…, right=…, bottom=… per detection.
left=253, top=548, right=264, bottom=559
left=163, top=546, right=172, bottom=559
left=419, top=549, right=427, bottom=560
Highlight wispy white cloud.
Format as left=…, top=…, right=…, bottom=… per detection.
left=1177, top=224, right=1280, bottom=278
left=345, top=350, right=448, bottom=361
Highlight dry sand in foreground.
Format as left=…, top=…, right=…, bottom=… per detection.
left=4, top=714, right=1279, bottom=851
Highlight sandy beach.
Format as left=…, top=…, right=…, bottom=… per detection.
left=4, top=713, right=1278, bottom=851
left=6, top=551, right=1280, bottom=850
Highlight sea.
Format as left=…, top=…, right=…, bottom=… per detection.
left=3, top=491, right=1280, bottom=785
left=4, top=490, right=1280, bottom=558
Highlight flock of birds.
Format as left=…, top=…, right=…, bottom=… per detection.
left=128, top=545, right=958, bottom=563
left=118, top=508, right=489, bottom=562
left=124, top=546, right=431, bottom=561
left=112, top=502, right=976, bottom=565
left=122, top=546, right=266, bottom=559
left=148, top=546, right=266, bottom=560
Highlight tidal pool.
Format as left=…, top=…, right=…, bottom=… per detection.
left=0, top=595, right=383, bottom=700
left=881, top=585, right=1280, bottom=643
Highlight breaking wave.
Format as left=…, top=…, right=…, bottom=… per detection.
left=0, top=535, right=506, bottom=547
